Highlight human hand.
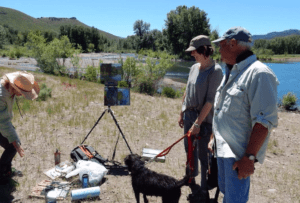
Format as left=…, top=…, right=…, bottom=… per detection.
left=232, top=156, right=254, bottom=180
left=178, top=112, right=184, bottom=128
left=190, top=124, right=200, bottom=136
left=208, top=133, right=214, bottom=153
left=12, top=141, right=25, bottom=157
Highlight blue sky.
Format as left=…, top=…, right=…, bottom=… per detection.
left=2, top=0, right=299, bottom=38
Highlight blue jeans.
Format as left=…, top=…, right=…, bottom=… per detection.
left=0, top=133, right=17, bottom=174
left=183, top=110, right=211, bottom=190
left=217, top=157, right=250, bottom=203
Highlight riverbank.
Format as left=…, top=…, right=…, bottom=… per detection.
left=259, top=56, right=300, bottom=63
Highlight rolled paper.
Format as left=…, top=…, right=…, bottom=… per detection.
left=71, top=186, right=100, bottom=200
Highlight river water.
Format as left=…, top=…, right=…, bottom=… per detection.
left=166, top=61, right=300, bottom=107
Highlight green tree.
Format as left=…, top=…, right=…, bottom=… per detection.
left=122, top=57, right=139, bottom=85
left=26, top=32, right=76, bottom=74
left=165, top=5, right=211, bottom=58
left=0, top=25, right=7, bottom=49
left=133, top=20, right=150, bottom=37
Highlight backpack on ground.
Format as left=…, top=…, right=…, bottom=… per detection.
left=70, top=145, right=107, bottom=165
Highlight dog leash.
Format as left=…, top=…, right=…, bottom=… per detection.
left=146, top=131, right=200, bottom=183
left=146, top=133, right=187, bottom=164
left=186, top=131, right=202, bottom=183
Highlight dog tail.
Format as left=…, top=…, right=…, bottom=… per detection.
left=176, top=175, right=190, bottom=187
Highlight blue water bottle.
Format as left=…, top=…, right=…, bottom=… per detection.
left=82, top=174, right=89, bottom=188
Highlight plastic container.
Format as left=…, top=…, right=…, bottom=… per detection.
left=82, top=174, right=89, bottom=188
left=71, top=186, right=100, bottom=200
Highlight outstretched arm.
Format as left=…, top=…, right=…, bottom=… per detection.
left=12, top=140, right=24, bottom=157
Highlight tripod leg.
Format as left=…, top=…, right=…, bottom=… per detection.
left=81, top=109, right=108, bottom=145
left=108, top=108, right=133, bottom=154
left=111, top=133, right=120, bottom=161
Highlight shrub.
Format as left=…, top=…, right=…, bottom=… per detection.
left=134, top=75, right=155, bottom=96
left=118, top=80, right=129, bottom=88
left=14, top=47, right=23, bottom=58
left=162, top=86, right=176, bottom=98
left=84, top=65, right=97, bottom=82
left=9, top=50, right=15, bottom=59
left=122, top=57, right=139, bottom=85
left=282, top=92, right=297, bottom=110
left=37, top=83, right=52, bottom=101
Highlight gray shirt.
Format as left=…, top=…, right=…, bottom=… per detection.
left=183, top=62, right=223, bottom=124
left=0, top=79, right=20, bottom=143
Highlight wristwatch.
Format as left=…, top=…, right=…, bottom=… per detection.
left=193, top=123, right=200, bottom=128
left=245, top=153, right=256, bottom=161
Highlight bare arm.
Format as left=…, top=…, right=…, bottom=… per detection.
left=232, top=123, right=268, bottom=179
left=12, top=140, right=25, bottom=157
left=178, top=91, right=186, bottom=128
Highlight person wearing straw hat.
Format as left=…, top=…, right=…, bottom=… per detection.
left=209, top=26, right=279, bottom=202
left=0, top=71, right=39, bottom=184
left=178, top=35, right=223, bottom=202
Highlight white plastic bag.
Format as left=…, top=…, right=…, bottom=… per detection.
left=65, top=160, right=108, bottom=186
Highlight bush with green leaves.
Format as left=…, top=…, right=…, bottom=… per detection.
left=38, top=83, right=52, bottom=101
left=118, top=80, right=129, bottom=88
left=9, top=50, right=15, bottom=59
left=26, top=32, right=76, bottom=75
left=122, top=57, right=139, bottom=85
left=134, top=75, right=155, bottom=96
left=84, top=65, right=98, bottom=82
left=162, top=86, right=176, bottom=98
left=282, top=92, right=298, bottom=110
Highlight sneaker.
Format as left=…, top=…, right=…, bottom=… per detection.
left=4, top=168, right=23, bottom=178
left=11, top=168, right=23, bottom=177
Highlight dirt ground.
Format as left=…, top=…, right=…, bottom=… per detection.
left=0, top=66, right=299, bottom=203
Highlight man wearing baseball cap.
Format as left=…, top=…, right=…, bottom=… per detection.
left=0, top=71, right=39, bottom=184
left=208, top=27, right=279, bottom=202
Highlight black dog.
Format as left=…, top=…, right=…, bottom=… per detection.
left=124, top=154, right=189, bottom=203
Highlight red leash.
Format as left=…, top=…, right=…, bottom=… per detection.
left=153, top=131, right=201, bottom=183
left=154, top=133, right=187, bottom=158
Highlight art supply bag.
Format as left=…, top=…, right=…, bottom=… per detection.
left=70, top=145, right=107, bottom=165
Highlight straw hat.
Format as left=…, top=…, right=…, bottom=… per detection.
left=3, top=71, right=40, bottom=100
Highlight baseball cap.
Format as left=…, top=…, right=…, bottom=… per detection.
left=185, top=35, right=211, bottom=53
left=212, top=26, right=252, bottom=44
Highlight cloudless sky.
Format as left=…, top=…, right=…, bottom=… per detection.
left=1, top=0, right=299, bottom=38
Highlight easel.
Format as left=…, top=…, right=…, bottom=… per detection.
left=80, top=106, right=132, bottom=172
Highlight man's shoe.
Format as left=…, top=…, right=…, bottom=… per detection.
left=11, top=168, right=23, bottom=177
left=4, top=168, right=23, bottom=178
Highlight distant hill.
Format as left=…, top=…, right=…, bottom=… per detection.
left=0, top=6, right=121, bottom=40
left=252, top=29, right=300, bottom=42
